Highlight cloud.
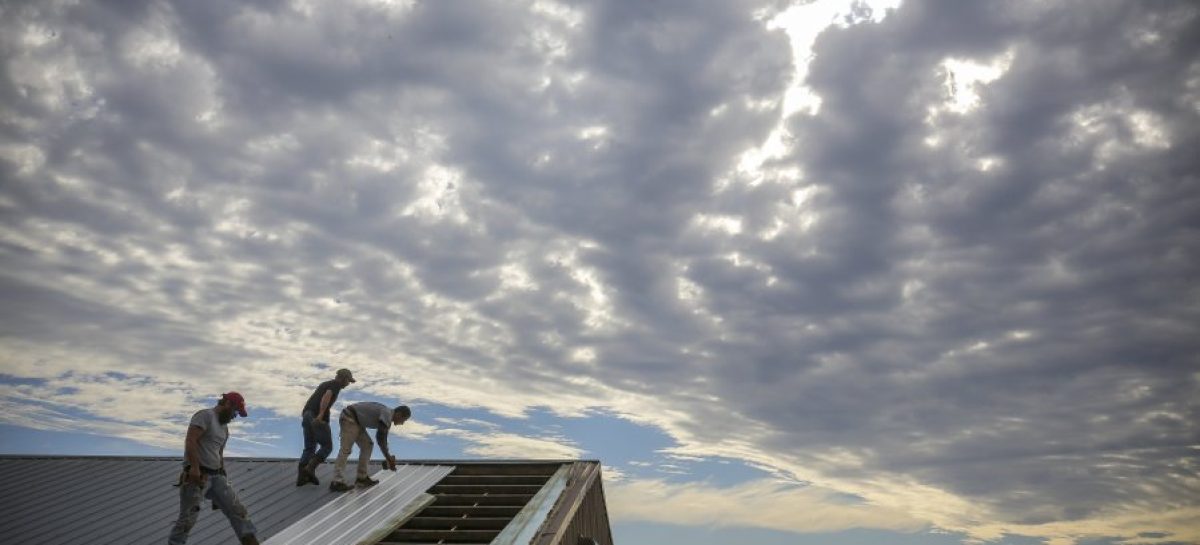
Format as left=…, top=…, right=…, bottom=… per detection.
left=1, top=1, right=1198, bottom=544
left=652, top=0, right=1200, bottom=541
left=434, top=427, right=583, bottom=460
left=606, top=477, right=923, bottom=534
left=0, top=372, right=278, bottom=452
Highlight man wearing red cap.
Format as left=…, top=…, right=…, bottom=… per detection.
left=168, top=392, right=260, bottom=545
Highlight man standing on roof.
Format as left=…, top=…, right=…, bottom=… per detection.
left=296, top=368, right=355, bottom=486
left=328, top=401, right=411, bottom=492
left=168, top=392, right=260, bottom=545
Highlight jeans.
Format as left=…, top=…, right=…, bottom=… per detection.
left=168, top=472, right=257, bottom=544
left=332, top=414, right=373, bottom=484
left=299, top=410, right=333, bottom=468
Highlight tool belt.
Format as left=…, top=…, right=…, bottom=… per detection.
left=174, top=465, right=229, bottom=511
left=174, top=465, right=225, bottom=486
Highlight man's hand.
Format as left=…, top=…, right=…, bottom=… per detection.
left=386, top=455, right=397, bottom=471
left=187, top=467, right=207, bottom=486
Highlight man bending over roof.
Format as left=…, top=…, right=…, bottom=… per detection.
left=328, top=401, right=411, bottom=492
left=168, top=392, right=259, bottom=545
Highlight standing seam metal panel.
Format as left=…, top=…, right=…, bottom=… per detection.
left=35, top=459, right=170, bottom=544
left=95, top=460, right=191, bottom=545
left=262, top=464, right=454, bottom=545
left=0, top=457, right=382, bottom=545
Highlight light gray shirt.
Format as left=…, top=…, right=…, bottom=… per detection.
left=186, top=408, right=228, bottom=470
left=345, top=402, right=393, bottom=431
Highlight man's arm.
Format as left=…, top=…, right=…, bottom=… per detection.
left=317, top=390, right=334, bottom=422
left=184, top=425, right=206, bottom=484
left=375, top=428, right=396, bottom=470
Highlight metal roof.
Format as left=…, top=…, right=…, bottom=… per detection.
left=262, top=464, right=452, bottom=545
left=0, top=456, right=387, bottom=545
left=0, top=456, right=614, bottom=545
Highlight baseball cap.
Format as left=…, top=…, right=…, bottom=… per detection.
left=336, top=368, right=356, bottom=383
left=222, top=392, right=248, bottom=417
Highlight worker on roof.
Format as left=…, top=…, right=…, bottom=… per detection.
left=168, top=392, right=260, bottom=545
left=328, top=401, right=411, bottom=492
left=296, top=368, right=356, bottom=486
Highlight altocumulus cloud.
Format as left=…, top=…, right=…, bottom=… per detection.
left=1, top=1, right=1198, bottom=544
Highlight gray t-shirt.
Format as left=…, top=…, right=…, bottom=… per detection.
left=185, top=408, right=228, bottom=470
left=346, top=402, right=393, bottom=431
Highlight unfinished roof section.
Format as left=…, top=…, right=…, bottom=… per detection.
left=386, top=461, right=566, bottom=544
left=275, top=460, right=613, bottom=545
left=262, top=463, right=452, bottom=544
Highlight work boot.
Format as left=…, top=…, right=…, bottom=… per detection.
left=329, top=481, right=353, bottom=492
left=355, top=476, right=379, bottom=487
left=303, top=460, right=320, bottom=485
left=240, top=534, right=260, bottom=545
left=296, top=466, right=307, bottom=487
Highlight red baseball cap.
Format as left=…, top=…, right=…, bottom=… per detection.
left=222, top=392, right=248, bottom=417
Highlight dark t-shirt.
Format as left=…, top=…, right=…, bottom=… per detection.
left=302, top=380, right=344, bottom=421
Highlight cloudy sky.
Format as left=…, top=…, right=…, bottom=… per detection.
left=2, top=0, right=1199, bottom=544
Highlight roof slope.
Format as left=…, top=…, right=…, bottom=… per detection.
left=0, top=456, right=384, bottom=545
left=0, top=456, right=614, bottom=545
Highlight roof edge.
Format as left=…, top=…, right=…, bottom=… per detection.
left=0, top=454, right=603, bottom=464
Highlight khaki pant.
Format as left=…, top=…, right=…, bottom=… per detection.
left=333, top=413, right=373, bottom=484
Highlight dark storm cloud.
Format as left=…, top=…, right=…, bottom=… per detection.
left=689, top=0, right=1200, bottom=524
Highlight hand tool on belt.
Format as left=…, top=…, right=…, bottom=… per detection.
left=174, top=465, right=228, bottom=510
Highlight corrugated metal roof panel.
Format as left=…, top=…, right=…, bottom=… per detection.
left=262, top=464, right=453, bottom=545
left=0, top=456, right=385, bottom=545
